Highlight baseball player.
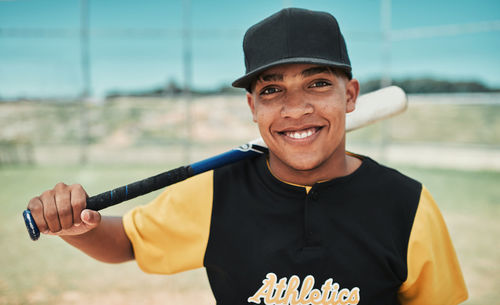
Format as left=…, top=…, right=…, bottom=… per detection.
left=27, top=8, right=468, bottom=305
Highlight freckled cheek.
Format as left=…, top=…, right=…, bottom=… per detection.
left=317, top=105, right=345, bottom=123
left=254, top=114, right=274, bottom=138
left=254, top=108, right=279, bottom=130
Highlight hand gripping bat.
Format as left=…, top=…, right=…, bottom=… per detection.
left=23, top=86, right=407, bottom=241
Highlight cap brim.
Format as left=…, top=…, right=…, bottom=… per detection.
left=232, top=57, right=352, bottom=89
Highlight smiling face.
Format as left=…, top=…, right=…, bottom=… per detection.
left=247, top=63, right=360, bottom=185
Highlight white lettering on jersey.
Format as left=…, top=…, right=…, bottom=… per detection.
left=248, top=273, right=360, bottom=305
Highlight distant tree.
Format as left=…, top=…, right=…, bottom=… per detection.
left=164, top=79, right=183, bottom=96
left=360, top=77, right=499, bottom=94
left=106, top=76, right=499, bottom=98
left=215, top=85, right=245, bottom=95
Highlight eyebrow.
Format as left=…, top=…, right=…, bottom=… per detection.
left=257, top=66, right=331, bottom=83
left=301, top=66, right=331, bottom=78
left=258, top=73, right=283, bottom=82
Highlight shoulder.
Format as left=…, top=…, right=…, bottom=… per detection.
left=213, top=153, right=265, bottom=183
left=359, top=155, right=422, bottom=198
left=350, top=155, right=423, bottom=233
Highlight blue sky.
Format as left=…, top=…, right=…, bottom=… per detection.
left=0, top=0, right=499, bottom=98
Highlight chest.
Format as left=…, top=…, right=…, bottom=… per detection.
left=204, top=184, right=410, bottom=304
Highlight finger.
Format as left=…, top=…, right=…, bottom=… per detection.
left=27, top=197, right=49, bottom=234
left=70, top=184, right=87, bottom=226
left=81, top=209, right=101, bottom=229
left=54, top=183, right=73, bottom=230
left=40, top=190, right=62, bottom=233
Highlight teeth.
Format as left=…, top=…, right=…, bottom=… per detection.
left=285, top=128, right=316, bottom=139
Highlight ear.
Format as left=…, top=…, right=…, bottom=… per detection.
left=247, top=92, right=258, bottom=122
left=345, top=78, right=360, bottom=114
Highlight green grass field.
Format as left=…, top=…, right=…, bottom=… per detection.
left=1, top=163, right=499, bottom=305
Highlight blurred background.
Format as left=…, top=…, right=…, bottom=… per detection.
left=0, top=0, right=499, bottom=304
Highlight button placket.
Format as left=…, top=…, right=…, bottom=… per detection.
left=304, top=188, right=319, bottom=243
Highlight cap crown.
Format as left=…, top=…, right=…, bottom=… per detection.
left=232, top=8, right=352, bottom=89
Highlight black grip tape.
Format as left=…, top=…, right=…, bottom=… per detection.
left=86, top=165, right=193, bottom=211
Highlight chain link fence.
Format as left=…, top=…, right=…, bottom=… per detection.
left=1, top=92, right=499, bottom=170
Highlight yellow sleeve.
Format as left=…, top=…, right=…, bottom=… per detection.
left=122, top=170, right=213, bottom=275
left=398, top=186, right=468, bottom=305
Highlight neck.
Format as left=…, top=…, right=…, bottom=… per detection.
left=268, top=147, right=361, bottom=186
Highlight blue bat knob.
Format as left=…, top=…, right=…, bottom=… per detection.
left=23, top=210, right=40, bottom=241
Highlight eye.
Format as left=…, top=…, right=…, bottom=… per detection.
left=310, top=80, right=331, bottom=88
left=259, top=86, right=281, bottom=95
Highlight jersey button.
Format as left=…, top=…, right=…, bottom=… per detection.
left=309, top=190, right=319, bottom=201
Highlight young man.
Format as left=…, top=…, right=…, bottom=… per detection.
left=27, top=8, right=467, bottom=305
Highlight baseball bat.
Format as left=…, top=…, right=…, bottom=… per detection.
left=23, top=86, right=408, bottom=241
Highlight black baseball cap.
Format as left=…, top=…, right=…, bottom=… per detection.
left=232, top=8, right=352, bottom=91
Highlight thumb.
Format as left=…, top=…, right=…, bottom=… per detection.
left=80, top=209, right=101, bottom=228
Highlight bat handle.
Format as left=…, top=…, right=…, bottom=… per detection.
left=22, top=165, right=194, bottom=241
left=23, top=209, right=40, bottom=241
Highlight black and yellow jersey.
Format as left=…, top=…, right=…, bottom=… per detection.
left=123, top=154, right=467, bottom=305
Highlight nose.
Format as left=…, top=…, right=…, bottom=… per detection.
left=280, top=90, right=313, bottom=119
